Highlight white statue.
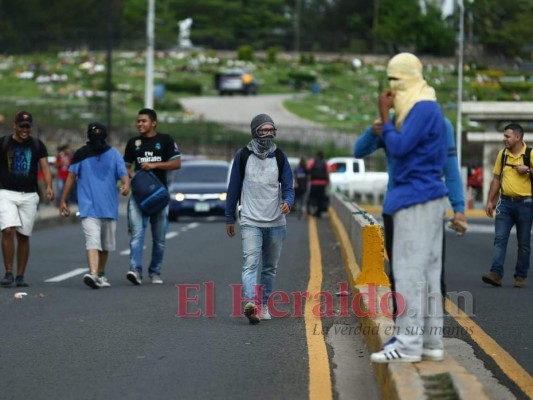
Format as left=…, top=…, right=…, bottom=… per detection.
left=178, top=18, right=193, bottom=49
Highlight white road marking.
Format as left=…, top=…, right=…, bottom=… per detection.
left=45, top=268, right=88, bottom=282
left=120, top=246, right=146, bottom=256
left=181, top=222, right=200, bottom=231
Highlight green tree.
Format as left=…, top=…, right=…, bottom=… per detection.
left=159, top=0, right=290, bottom=50
left=298, top=0, right=374, bottom=52
left=468, top=0, right=533, bottom=56
left=374, top=0, right=455, bottom=55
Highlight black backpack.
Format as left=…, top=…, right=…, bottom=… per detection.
left=239, top=146, right=285, bottom=183
left=500, top=147, right=533, bottom=191
left=309, top=158, right=327, bottom=180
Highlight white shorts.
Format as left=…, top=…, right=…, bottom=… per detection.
left=81, top=218, right=117, bottom=251
left=0, top=190, right=40, bottom=236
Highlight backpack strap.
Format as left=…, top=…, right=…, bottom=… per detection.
left=1, top=135, right=9, bottom=154
left=499, top=148, right=506, bottom=184
left=499, top=147, right=533, bottom=194
left=240, top=146, right=285, bottom=183
left=274, top=148, right=285, bottom=183
left=239, top=147, right=251, bottom=183
left=524, top=147, right=533, bottom=193
left=2, top=134, right=39, bottom=154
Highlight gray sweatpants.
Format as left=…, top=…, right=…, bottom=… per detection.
left=392, top=197, right=447, bottom=356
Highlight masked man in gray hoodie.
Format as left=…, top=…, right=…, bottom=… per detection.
left=225, top=114, right=294, bottom=325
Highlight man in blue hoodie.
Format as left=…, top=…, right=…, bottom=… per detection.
left=367, top=53, right=449, bottom=364
left=355, top=117, right=466, bottom=301
left=225, top=114, right=294, bottom=325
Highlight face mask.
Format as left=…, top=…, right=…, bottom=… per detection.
left=88, top=132, right=107, bottom=143
left=254, top=137, right=273, bottom=150
left=389, top=79, right=406, bottom=92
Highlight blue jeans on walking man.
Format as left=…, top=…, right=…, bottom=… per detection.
left=490, top=198, right=533, bottom=279
left=241, top=225, right=287, bottom=306
left=128, top=198, right=169, bottom=278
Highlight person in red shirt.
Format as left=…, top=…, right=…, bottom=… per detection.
left=306, top=151, right=329, bottom=217
left=55, top=144, right=73, bottom=206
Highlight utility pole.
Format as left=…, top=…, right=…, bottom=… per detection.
left=105, top=0, right=113, bottom=137
left=294, top=0, right=301, bottom=54
left=456, top=0, right=464, bottom=168
left=145, top=0, right=155, bottom=109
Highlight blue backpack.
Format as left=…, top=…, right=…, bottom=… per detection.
left=130, top=170, right=170, bottom=215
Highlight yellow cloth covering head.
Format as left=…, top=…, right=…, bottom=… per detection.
left=386, top=52, right=437, bottom=129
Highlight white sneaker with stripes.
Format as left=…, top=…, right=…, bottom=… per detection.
left=370, top=348, right=421, bottom=363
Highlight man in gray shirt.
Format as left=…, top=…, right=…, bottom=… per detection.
left=225, top=114, right=294, bottom=324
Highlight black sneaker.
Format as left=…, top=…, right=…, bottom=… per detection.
left=15, top=275, right=29, bottom=287
left=0, top=272, right=14, bottom=287
left=243, top=302, right=260, bottom=325
left=83, top=274, right=101, bottom=289
left=126, top=271, right=142, bottom=286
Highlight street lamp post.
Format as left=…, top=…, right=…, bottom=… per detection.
left=456, top=0, right=464, bottom=168
left=293, top=0, right=301, bottom=54
left=145, top=0, right=155, bottom=109
left=106, top=1, right=113, bottom=136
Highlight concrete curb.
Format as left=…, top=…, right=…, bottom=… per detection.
left=328, top=199, right=490, bottom=399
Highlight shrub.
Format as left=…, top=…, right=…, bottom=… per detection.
left=288, top=70, right=317, bottom=89
left=479, top=69, right=505, bottom=79
left=266, top=47, right=279, bottom=64
left=321, top=63, right=344, bottom=75
left=237, top=46, right=254, bottom=62
left=164, top=79, right=203, bottom=95
left=299, top=53, right=316, bottom=65
left=470, top=82, right=501, bottom=101
left=500, top=82, right=533, bottom=93
left=155, top=98, right=184, bottom=111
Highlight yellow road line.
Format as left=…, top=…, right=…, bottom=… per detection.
left=446, top=298, right=533, bottom=397
left=306, top=217, right=333, bottom=400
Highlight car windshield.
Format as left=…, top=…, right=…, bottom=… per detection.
left=171, top=165, right=228, bottom=183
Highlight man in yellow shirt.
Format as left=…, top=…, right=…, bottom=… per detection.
left=484, top=123, right=533, bottom=288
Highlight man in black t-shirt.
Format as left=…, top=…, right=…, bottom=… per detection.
left=0, top=111, right=54, bottom=287
left=123, top=108, right=181, bottom=285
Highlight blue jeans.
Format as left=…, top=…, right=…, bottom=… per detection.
left=55, top=179, right=65, bottom=205
left=491, top=198, right=533, bottom=279
left=128, top=198, right=169, bottom=278
left=241, top=225, right=287, bottom=305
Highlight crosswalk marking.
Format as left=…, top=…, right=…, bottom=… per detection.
left=45, top=268, right=88, bottom=282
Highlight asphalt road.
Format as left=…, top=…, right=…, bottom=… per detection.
left=1, top=209, right=531, bottom=399
left=443, top=221, right=533, bottom=398
left=0, top=213, right=379, bottom=400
